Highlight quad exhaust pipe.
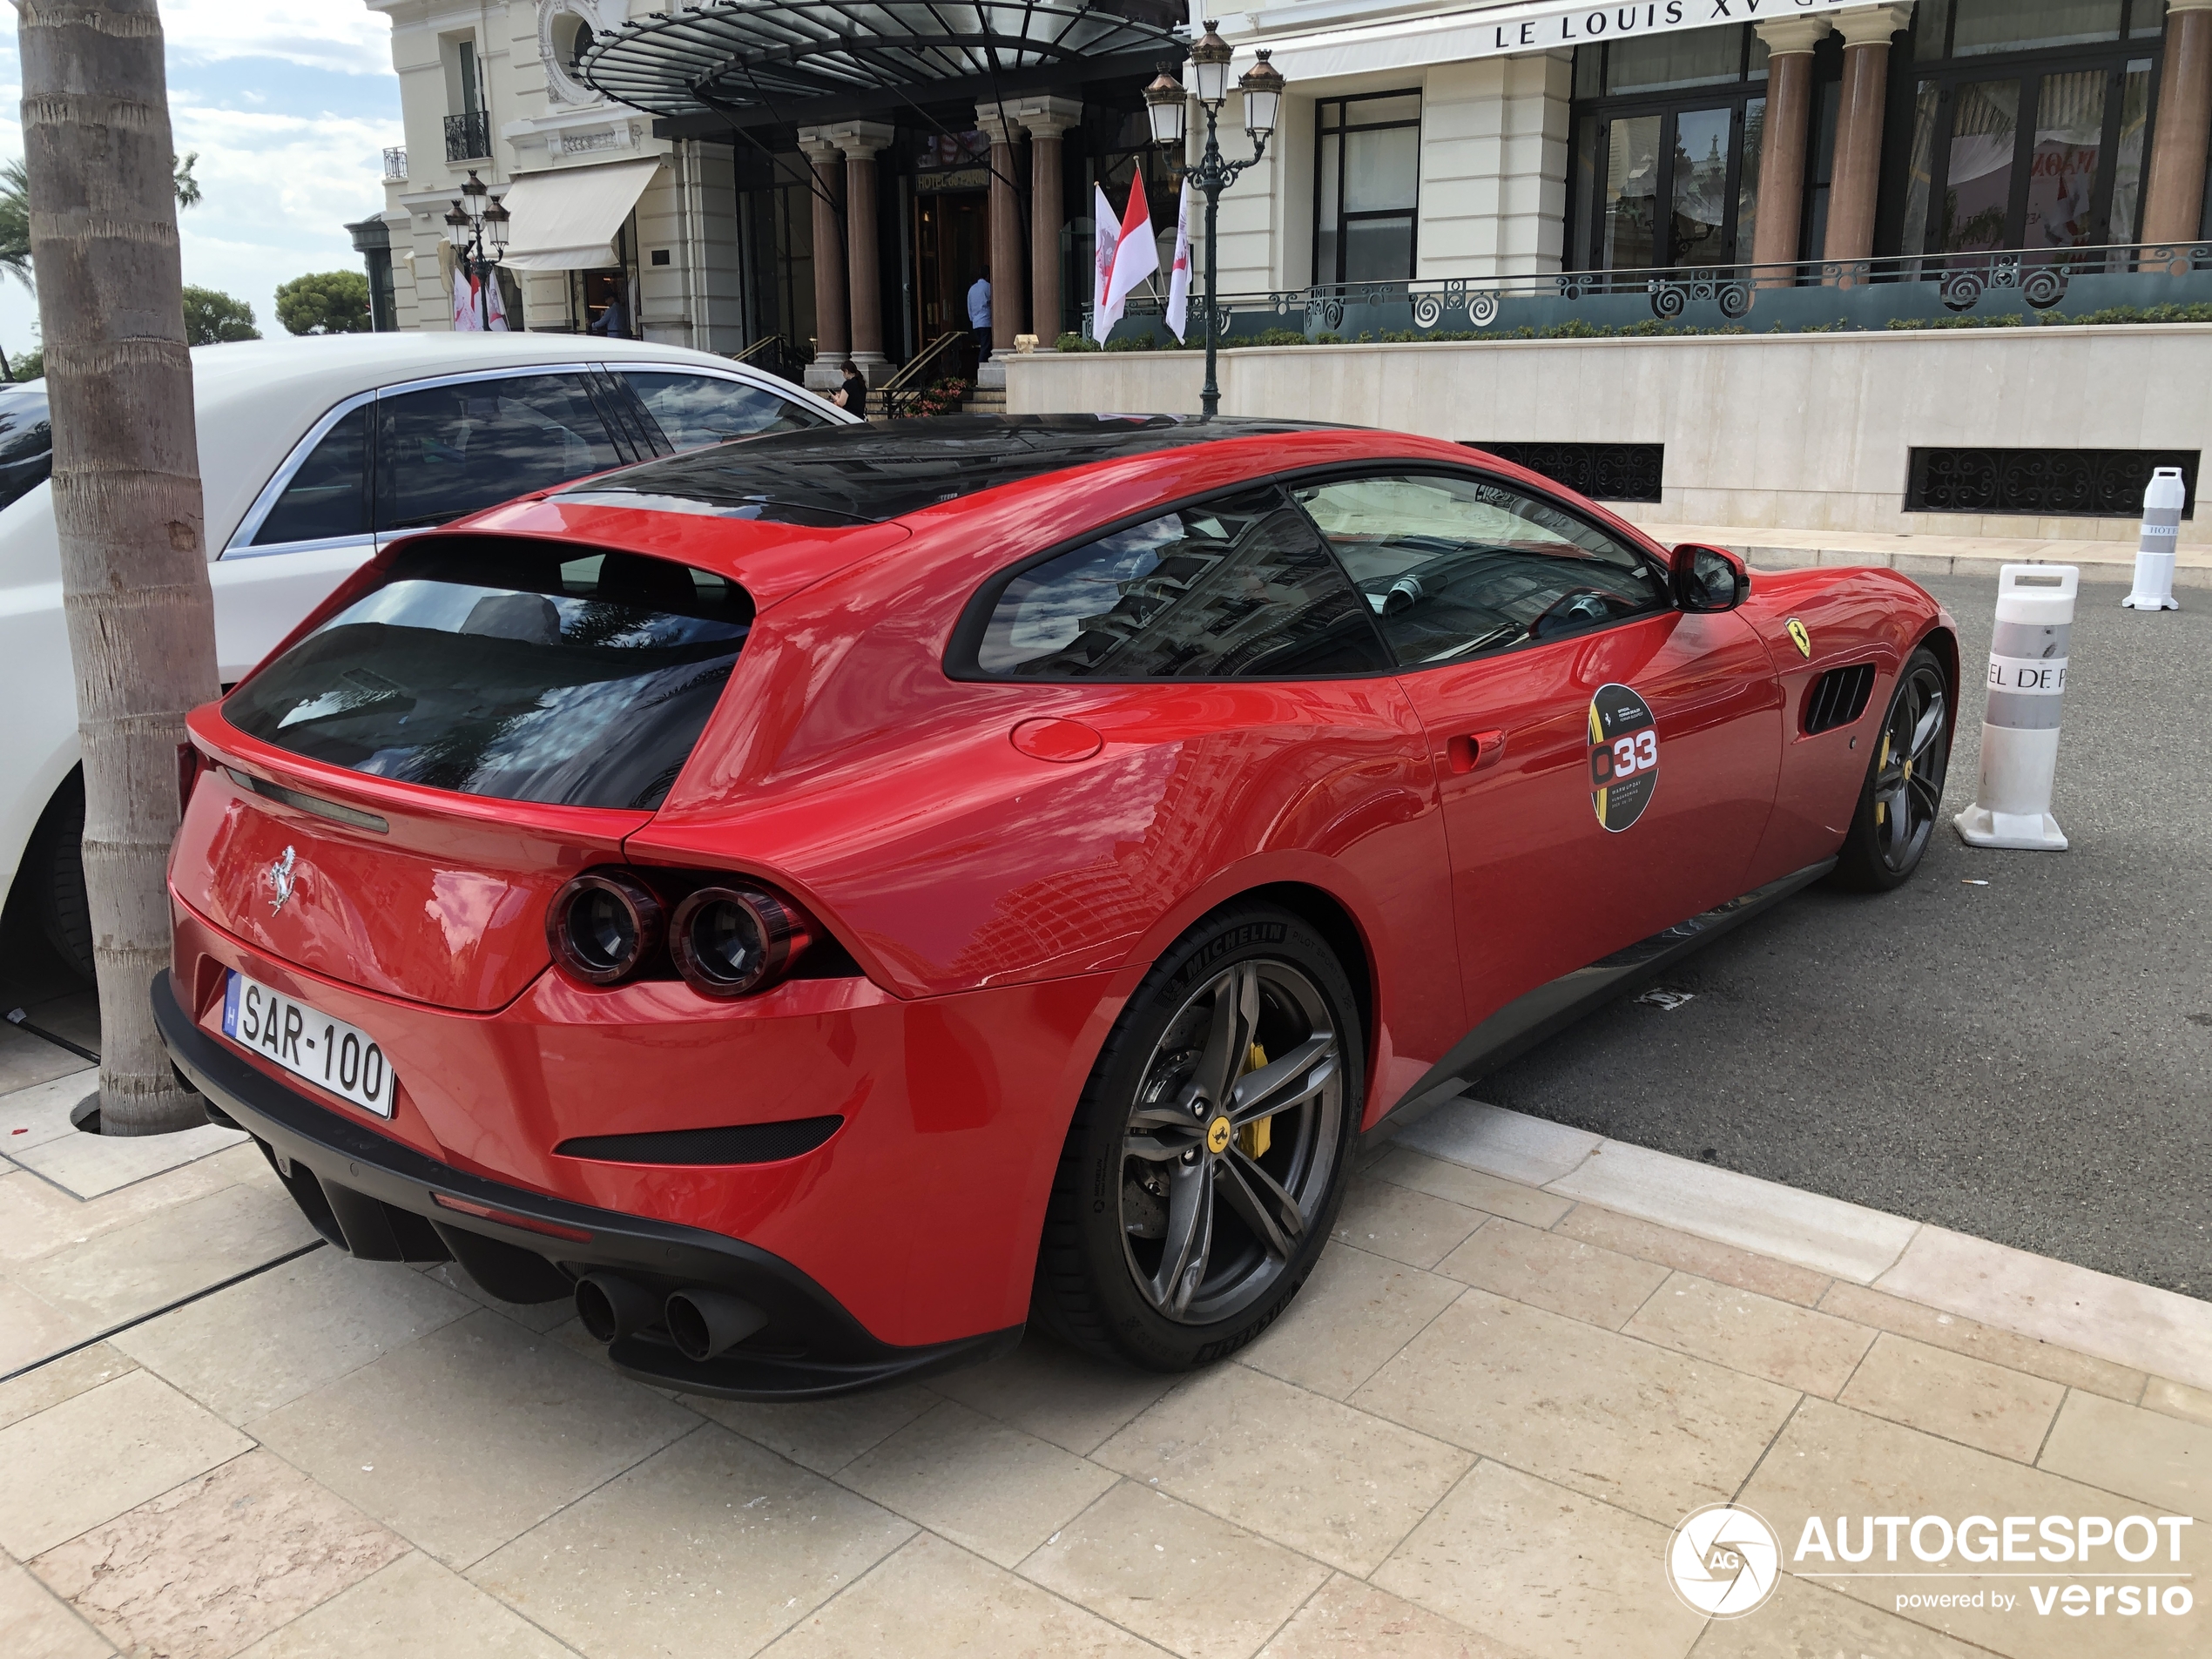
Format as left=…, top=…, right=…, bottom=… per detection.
left=665, top=1288, right=767, bottom=1361
left=575, top=1272, right=661, bottom=1344
left=573, top=1272, right=766, bottom=1362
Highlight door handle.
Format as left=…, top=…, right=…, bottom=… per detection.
left=1446, top=730, right=1507, bottom=776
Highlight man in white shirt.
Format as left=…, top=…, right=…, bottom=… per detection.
left=967, top=266, right=992, bottom=361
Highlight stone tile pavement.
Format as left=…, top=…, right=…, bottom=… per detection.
left=4, top=1080, right=2209, bottom=1659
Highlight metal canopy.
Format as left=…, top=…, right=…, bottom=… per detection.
left=577, top=1, right=1187, bottom=122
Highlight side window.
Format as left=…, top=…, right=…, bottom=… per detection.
left=974, top=485, right=1389, bottom=679
left=0, top=385, right=52, bottom=513
left=251, top=403, right=371, bottom=547
left=1291, top=473, right=1668, bottom=666
left=375, top=373, right=620, bottom=532
left=621, top=370, right=827, bottom=450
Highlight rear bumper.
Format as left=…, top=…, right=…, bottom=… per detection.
left=152, top=969, right=1019, bottom=1399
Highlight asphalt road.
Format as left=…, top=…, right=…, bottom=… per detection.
left=1477, top=573, right=2211, bottom=1298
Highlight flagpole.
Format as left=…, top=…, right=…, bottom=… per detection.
left=1199, top=104, right=1221, bottom=419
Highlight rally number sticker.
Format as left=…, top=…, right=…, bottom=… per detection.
left=1588, top=683, right=1659, bottom=833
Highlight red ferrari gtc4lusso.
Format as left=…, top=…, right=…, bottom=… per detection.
left=158, top=415, right=1957, bottom=1398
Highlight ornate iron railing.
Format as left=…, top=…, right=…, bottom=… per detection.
left=1084, top=242, right=2212, bottom=347
left=444, top=111, right=492, bottom=163
left=381, top=146, right=408, bottom=183
left=879, top=330, right=970, bottom=419
left=1905, top=447, right=2198, bottom=519
left=726, top=334, right=807, bottom=385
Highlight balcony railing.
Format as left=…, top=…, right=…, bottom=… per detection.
left=382, top=146, right=407, bottom=183
left=1088, top=242, right=2212, bottom=347
left=444, top=111, right=491, bottom=163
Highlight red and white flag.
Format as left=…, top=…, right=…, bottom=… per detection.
left=451, top=267, right=480, bottom=331
left=1097, top=172, right=1159, bottom=338
left=1090, top=184, right=1121, bottom=340
left=1164, top=180, right=1193, bottom=342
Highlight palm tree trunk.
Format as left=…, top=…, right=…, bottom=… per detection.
left=21, top=0, right=219, bottom=1135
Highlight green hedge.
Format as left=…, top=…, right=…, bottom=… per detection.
left=1049, top=300, right=2212, bottom=354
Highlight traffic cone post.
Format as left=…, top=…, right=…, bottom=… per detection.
left=2121, top=467, right=2184, bottom=611
left=1954, top=564, right=2076, bottom=853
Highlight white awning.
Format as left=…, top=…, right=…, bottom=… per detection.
left=498, top=158, right=661, bottom=271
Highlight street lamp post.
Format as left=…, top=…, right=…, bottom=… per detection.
left=1144, top=24, right=1285, bottom=421
left=444, top=169, right=510, bottom=330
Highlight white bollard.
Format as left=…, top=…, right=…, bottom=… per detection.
left=1954, top=563, right=2075, bottom=852
left=2121, top=467, right=2185, bottom=611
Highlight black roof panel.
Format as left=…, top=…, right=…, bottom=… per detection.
left=555, top=414, right=1344, bottom=526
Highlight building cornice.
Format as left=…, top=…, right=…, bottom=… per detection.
left=502, top=104, right=665, bottom=168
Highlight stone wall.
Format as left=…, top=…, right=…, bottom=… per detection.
left=1003, top=325, right=2212, bottom=544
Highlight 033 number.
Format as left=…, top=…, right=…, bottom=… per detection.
left=1612, top=730, right=1657, bottom=778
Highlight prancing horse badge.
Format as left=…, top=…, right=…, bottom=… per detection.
left=266, top=846, right=297, bottom=914
left=1785, top=618, right=1812, bottom=658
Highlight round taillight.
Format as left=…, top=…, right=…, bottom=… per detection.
left=670, top=885, right=811, bottom=998
left=548, top=871, right=664, bottom=985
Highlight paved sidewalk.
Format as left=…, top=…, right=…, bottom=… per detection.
left=1635, top=520, right=2212, bottom=586
left=4, top=1076, right=2209, bottom=1659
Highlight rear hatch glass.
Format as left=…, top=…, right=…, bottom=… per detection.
left=224, top=537, right=751, bottom=811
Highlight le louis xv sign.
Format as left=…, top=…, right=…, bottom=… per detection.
left=1244, top=0, right=1871, bottom=78
left=1469, top=0, right=1858, bottom=55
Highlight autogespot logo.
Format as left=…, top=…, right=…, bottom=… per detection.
left=1668, top=1504, right=1782, bottom=1617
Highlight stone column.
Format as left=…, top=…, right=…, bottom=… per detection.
left=833, top=121, right=896, bottom=386
left=796, top=129, right=846, bottom=390
left=975, top=106, right=1028, bottom=358
left=1822, top=3, right=1916, bottom=265
left=2143, top=0, right=2212, bottom=245
left=1750, top=18, right=1833, bottom=276
left=1014, top=97, right=1082, bottom=344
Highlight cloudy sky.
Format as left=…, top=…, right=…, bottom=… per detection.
left=0, top=0, right=401, bottom=367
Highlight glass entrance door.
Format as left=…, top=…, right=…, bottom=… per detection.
left=1602, top=115, right=1662, bottom=269
left=1928, top=64, right=2155, bottom=255
left=1671, top=107, right=1737, bottom=266
left=1597, top=105, right=1744, bottom=270
left=1940, top=80, right=2020, bottom=252
left=913, top=191, right=989, bottom=374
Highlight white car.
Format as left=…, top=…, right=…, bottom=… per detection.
left=0, top=333, right=853, bottom=978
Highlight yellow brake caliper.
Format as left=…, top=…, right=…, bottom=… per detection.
left=1235, top=1042, right=1271, bottom=1158
left=1875, top=732, right=1891, bottom=826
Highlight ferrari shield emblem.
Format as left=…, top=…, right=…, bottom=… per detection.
left=1786, top=618, right=1812, bottom=658
left=1588, top=684, right=1659, bottom=833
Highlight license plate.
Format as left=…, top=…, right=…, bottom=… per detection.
left=222, top=970, right=397, bottom=1118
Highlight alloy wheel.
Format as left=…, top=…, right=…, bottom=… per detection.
left=1872, top=661, right=1949, bottom=874
left=1117, top=958, right=1343, bottom=1325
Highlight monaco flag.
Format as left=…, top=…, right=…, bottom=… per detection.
left=451, top=266, right=480, bottom=331
left=1164, top=180, right=1193, bottom=341
left=1096, top=172, right=1159, bottom=338
left=1090, top=183, right=1120, bottom=340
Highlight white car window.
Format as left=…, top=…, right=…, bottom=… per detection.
left=251, top=402, right=371, bottom=547
left=622, top=370, right=827, bottom=449
left=377, top=373, right=621, bottom=532
left=0, top=383, right=52, bottom=512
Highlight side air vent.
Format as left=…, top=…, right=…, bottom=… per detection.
left=1804, top=664, right=1877, bottom=735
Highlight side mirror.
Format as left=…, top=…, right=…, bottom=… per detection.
left=1673, top=543, right=1749, bottom=613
